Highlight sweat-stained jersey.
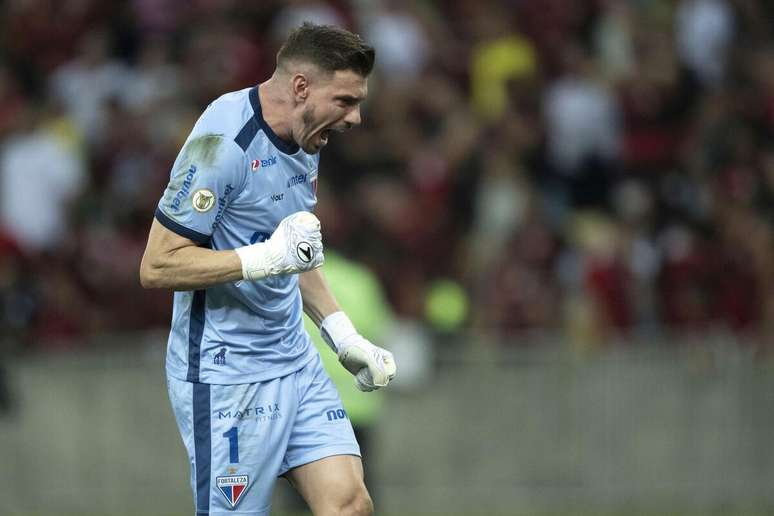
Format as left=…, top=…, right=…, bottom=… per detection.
left=155, top=86, right=320, bottom=384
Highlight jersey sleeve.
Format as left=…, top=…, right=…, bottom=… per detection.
left=155, top=134, right=247, bottom=245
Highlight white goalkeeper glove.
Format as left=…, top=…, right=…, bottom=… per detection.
left=321, top=311, right=397, bottom=392
left=235, top=211, right=324, bottom=281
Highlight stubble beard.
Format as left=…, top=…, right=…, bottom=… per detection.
left=301, top=105, right=317, bottom=151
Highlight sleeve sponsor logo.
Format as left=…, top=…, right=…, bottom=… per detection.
left=211, top=184, right=234, bottom=230
left=170, top=165, right=198, bottom=212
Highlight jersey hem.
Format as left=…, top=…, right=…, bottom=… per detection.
left=166, top=350, right=317, bottom=385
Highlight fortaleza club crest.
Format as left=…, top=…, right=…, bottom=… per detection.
left=216, top=474, right=249, bottom=508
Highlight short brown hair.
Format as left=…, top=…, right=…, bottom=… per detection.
left=277, top=22, right=375, bottom=77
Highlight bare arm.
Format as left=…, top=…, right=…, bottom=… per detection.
left=139, top=218, right=243, bottom=290
left=299, top=267, right=341, bottom=327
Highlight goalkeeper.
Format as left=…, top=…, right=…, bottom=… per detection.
left=139, top=23, right=395, bottom=516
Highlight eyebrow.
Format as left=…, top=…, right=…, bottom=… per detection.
left=334, top=94, right=363, bottom=104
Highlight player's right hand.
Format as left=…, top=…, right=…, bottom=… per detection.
left=235, top=211, right=324, bottom=281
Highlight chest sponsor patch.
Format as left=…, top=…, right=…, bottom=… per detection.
left=252, top=156, right=277, bottom=170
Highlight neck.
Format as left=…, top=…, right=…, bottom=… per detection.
left=258, top=75, right=294, bottom=142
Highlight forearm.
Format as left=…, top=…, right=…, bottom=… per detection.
left=142, top=211, right=324, bottom=291
left=300, top=268, right=397, bottom=391
left=299, top=268, right=341, bottom=327
left=141, top=245, right=243, bottom=290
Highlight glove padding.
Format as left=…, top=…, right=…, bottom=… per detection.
left=321, top=311, right=397, bottom=392
left=235, top=211, right=324, bottom=280
left=338, top=334, right=397, bottom=392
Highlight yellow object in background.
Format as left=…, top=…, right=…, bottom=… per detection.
left=471, top=35, right=537, bottom=121
left=425, top=278, right=469, bottom=333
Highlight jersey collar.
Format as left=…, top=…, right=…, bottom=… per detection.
left=249, top=86, right=300, bottom=155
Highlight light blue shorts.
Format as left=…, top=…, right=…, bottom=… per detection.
left=167, top=352, right=360, bottom=515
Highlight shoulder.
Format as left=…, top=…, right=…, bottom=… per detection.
left=191, top=87, right=255, bottom=146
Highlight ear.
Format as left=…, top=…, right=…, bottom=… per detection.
left=291, top=73, right=310, bottom=103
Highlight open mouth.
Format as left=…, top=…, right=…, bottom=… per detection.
left=320, top=129, right=330, bottom=145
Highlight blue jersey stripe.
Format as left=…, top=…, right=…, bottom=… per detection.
left=193, top=382, right=211, bottom=514
left=234, top=115, right=260, bottom=152
left=155, top=207, right=211, bottom=245
left=186, top=290, right=207, bottom=382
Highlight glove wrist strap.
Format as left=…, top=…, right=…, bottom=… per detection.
left=235, top=243, right=274, bottom=281
left=320, top=311, right=357, bottom=354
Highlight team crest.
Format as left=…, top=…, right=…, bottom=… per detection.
left=192, top=189, right=215, bottom=212
left=216, top=474, right=249, bottom=508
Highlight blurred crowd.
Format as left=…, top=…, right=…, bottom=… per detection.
left=0, top=0, right=773, bottom=351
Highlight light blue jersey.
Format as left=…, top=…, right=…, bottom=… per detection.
left=156, top=86, right=320, bottom=385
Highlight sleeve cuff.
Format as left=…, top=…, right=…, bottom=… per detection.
left=155, top=207, right=211, bottom=245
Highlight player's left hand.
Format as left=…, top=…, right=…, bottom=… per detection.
left=320, top=311, right=397, bottom=392
left=338, top=334, right=397, bottom=392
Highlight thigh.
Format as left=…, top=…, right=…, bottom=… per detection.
left=286, top=454, right=368, bottom=513
left=168, top=375, right=298, bottom=515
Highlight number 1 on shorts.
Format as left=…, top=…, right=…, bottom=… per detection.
left=222, top=427, right=239, bottom=463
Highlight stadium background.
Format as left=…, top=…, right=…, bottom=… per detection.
left=1, top=0, right=774, bottom=514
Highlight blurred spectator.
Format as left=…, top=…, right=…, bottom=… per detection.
left=358, top=1, right=431, bottom=86
left=271, top=0, right=348, bottom=41
left=122, top=36, right=181, bottom=113
left=0, top=106, right=85, bottom=254
left=593, top=2, right=636, bottom=83
left=675, top=0, right=734, bottom=87
left=469, top=4, right=537, bottom=121
left=50, top=28, right=132, bottom=145
left=658, top=224, right=713, bottom=329
left=543, top=44, right=621, bottom=208
left=0, top=231, right=36, bottom=414
left=0, top=0, right=769, bottom=348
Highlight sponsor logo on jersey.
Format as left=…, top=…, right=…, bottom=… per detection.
left=213, top=347, right=227, bottom=365
left=251, top=156, right=277, bottom=170
left=211, top=184, right=234, bottom=230
left=216, top=474, right=249, bottom=508
left=171, top=165, right=198, bottom=212
left=287, top=173, right=307, bottom=188
left=271, top=193, right=284, bottom=202
left=218, top=403, right=280, bottom=421
left=192, top=188, right=215, bottom=212
left=326, top=408, right=348, bottom=421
